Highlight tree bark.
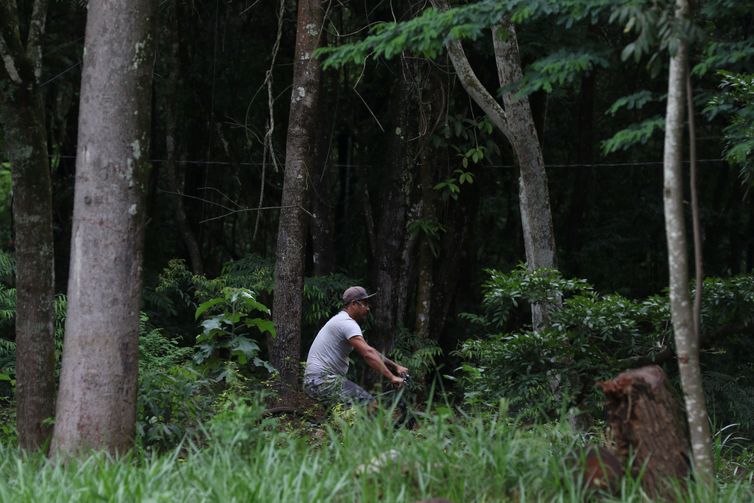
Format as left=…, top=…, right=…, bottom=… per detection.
left=662, top=0, right=714, bottom=482
left=271, top=0, right=323, bottom=392
left=367, top=61, right=417, bottom=355
left=0, top=0, right=57, bottom=452
left=163, top=0, right=204, bottom=275
left=598, top=366, right=690, bottom=498
left=492, top=21, right=557, bottom=329
left=432, top=0, right=557, bottom=330
left=51, top=0, right=155, bottom=456
left=309, top=68, right=337, bottom=276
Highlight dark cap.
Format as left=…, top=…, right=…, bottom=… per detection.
left=342, top=286, right=377, bottom=305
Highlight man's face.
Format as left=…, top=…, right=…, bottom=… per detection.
left=351, top=299, right=370, bottom=322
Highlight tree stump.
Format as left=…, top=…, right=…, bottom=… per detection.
left=598, top=365, right=690, bottom=498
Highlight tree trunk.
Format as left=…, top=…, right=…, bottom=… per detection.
left=598, top=366, right=690, bottom=498
left=310, top=68, right=337, bottom=276
left=414, top=149, right=435, bottom=340
left=271, top=0, right=323, bottom=392
left=366, top=62, right=417, bottom=355
left=0, top=0, right=57, bottom=452
left=432, top=0, right=557, bottom=330
left=51, top=0, right=155, bottom=456
left=163, top=0, right=204, bottom=275
left=662, top=0, right=714, bottom=482
left=492, top=20, right=557, bottom=329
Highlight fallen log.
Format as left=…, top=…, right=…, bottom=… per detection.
left=598, top=365, right=690, bottom=498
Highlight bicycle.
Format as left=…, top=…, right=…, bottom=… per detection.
left=373, top=372, right=419, bottom=429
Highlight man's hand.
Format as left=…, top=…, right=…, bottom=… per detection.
left=390, top=374, right=404, bottom=388
left=395, top=364, right=409, bottom=376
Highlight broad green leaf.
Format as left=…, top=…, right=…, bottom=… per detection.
left=195, top=297, right=225, bottom=319
left=246, top=318, right=276, bottom=336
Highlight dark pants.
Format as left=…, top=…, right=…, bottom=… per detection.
left=303, top=374, right=375, bottom=406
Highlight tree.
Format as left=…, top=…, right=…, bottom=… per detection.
left=0, top=0, right=57, bottom=451
left=51, top=0, right=155, bottom=456
left=321, top=0, right=558, bottom=329
left=662, top=0, right=714, bottom=483
left=427, top=0, right=557, bottom=328
left=271, top=0, right=324, bottom=391
left=162, top=0, right=204, bottom=275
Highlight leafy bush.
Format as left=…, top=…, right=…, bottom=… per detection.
left=147, top=257, right=357, bottom=343
left=456, top=266, right=754, bottom=429
left=136, top=364, right=214, bottom=451
left=193, top=287, right=275, bottom=379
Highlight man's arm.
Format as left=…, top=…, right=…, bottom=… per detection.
left=348, top=336, right=403, bottom=386
left=381, top=354, right=408, bottom=376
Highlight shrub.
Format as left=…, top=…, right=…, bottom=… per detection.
left=457, top=266, right=754, bottom=430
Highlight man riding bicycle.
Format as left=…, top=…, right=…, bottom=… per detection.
left=303, top=286, right=408, bottom=409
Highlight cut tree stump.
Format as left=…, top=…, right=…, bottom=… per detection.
left=598, top=365, right=690, bottom=498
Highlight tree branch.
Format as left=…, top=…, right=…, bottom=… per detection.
left=430, top=0, right=511, bottom=141
left=0, top=33, right=22, bottom=84
left=619, top=321, right=754, bottom=369
left=27, top=0, right=48, bottom=82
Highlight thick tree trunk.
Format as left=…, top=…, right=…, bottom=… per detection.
left=492, top=21, right=557, bottom=329
left=414, top=149, right=435, bottom=340
left=0, top=0, right=57, bottom=452
left=271, top=0, right=323, bottom=392
left=51, top=0, right=155, bottom=456
left=2, top=89, right=56, bottom=452
left=367, top=64, right=417, bottom=355
left=164, top=2, right=204, bottom=275
left=662, top=0, right=714, bottom=482
left=309, top=71, right=336, bottom=276
left=599, top=366, right=690, bottom=498
left=433, top=0, right=557, bottom=330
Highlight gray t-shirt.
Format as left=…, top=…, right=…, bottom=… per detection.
left=305, top=311, right=362, bottom=378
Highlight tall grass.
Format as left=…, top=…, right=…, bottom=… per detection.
left=0, top=405, right=751, bottom=502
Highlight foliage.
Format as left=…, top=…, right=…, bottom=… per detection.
left=606, top=90, right=662, bottom=116
left=193, top=287, right=275, bottom=378
left=509, top=48, right=609, bottom=96
left=148, top=257, right=356, bottom=343
left=0, top=411, right=751, bottom=501
left=138, top=313, right=192, bottom=375
left=407, top=219, right=446, bottom=257
left=0, top=167, right=11, bottom=247
left=456, top=267, right=754, bottom=428
left=601, top=116, right=664, bottom=154
left=429, top=114, right=494, bottom=202
left=0, top=249, right=67, bottom=381
left=389, top=328, right=443, bottom=385
left=317, top=2, right=509, bottom=67
left=705, top=71, right=754, bottom=181
left=302, top=273, right=356, bottom=328
left=136, top=364, right=214, bottom=452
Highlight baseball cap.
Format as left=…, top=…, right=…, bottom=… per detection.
left=342, top=286, right=377, bottom=305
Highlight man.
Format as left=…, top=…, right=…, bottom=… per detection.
left=303, top=286, right=408, bottom=407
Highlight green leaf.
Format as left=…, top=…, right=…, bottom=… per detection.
left=601, top=116, right=665, bottom=155
left=195, top=297, right=225, bottom=319
left=230, top=336, right=260, bottom=364
left=200, top=317, right=223, bottom=334
left=245, top=318, right=276, bottom=336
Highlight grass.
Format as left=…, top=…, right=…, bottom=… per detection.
left=0, top=402, right=752, bottom=502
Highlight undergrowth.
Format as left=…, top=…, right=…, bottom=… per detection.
left=0, top=404, right=751, bottom=502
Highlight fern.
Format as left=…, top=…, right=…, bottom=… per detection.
left=390, top=329, right=442, bottom=385
left=0, top=337, right=16, bottom=376
left=0, top=287, right=15, bottom=322
left=0, top=250, right=14, bottom=283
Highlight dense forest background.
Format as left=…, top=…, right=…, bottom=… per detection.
left=1, top=0, right=754, bottom=495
